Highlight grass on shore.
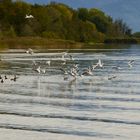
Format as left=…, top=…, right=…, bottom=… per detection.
left=0, top=37, right=140, bottom=51
left=0, top=37, right=84, bottom=50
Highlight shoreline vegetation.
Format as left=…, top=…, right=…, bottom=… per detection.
left=104, top=37, right=140, bottom=44
left=0, top=37, right=84, bottom=50
left=0, top=0, right=139, bottom=50
left=0, top=37, right=140, bottom=51
left=1, top=36, right=140, bottom=47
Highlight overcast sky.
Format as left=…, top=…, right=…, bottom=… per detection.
left=23, top=0, right=140, bottom=32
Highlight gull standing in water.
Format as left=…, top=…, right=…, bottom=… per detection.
left=1, top=78, right=4, bottom=83
left=4, top=75, right=8, bottom=80
left=11, top=75, right=18, bottom=82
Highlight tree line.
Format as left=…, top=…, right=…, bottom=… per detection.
left=0, top=0, right=132, bottom=43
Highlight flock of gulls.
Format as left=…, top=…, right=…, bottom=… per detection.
left=0, top=13, right=135, bottom=84
left=0, top=48, right=135, bottom=84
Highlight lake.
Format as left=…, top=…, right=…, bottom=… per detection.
left=0, top=44, right=140, bottom=140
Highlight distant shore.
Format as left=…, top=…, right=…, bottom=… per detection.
left=104, top=37, right=140, bottom=44
left=0, top=37, right=139, bottom=50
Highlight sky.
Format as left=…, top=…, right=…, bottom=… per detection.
left=23, top=0, right=140, bottom=32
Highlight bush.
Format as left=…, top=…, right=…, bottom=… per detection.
left=20, top=24, right=35, bottom=36
left=42, top=31, right=60, bottom=39
left=3, top=26, right=16, bottom=38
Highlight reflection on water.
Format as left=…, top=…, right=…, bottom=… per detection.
left=0, top=45, right=140, bottom=140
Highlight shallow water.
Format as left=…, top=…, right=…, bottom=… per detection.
left=0, top=45, right=140, bottom=140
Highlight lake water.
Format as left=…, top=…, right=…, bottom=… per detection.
left=0, top=45, right=140, bottom=140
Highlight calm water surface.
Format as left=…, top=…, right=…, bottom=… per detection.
left=0, top=45, right=140, bottom=140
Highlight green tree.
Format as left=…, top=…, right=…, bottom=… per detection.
left=12, top=1, right=31, bottom=34
left=20, top=24, right=35, bottom=36
left=3, top=26, right=16, bottom=37
left=0, top=0, right=132, bottom=42
left=88, top=8, right=111, bottom=33
left=77, top=8, right=89, bottom=21
left=133, top=32, right=140, bottom=38
left=112, top=19, right=131, bottom=36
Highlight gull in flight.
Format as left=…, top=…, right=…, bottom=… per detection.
left=25, top=14, right=34, bottom=19
left=61, top=54, right=67, bottom=61
left=34, top=66, right=41, bottom=74
left=46, top=60, right=51, bottom=66
left=61, top=50, right=69, bottom=61
left=32, top=60, right=37, bottom=66
left=41, top=68, right=46, bottom=74
left=128, top=60, right=134, bottom=69
left=61, top=60, right=66, bottom=65
left=33, top=66, right=46, bottom=74
left=97, top=59, right=104, bottom=68
left=73, top=64, right=79, bottom=70
left=69, top=54, right=74, bottom=61
left=62, top=51, right=68, bottom=56
left=91, top=64, right=98, bottom=70
left=69, top=68, right=78, bottom=77
left=112, top=66, right=122, bottom=70
left=81, top=67, right=93, bottom=76
left=108, top=75, right=117, bottom=80
left=26, top=48, right=34, bottom=55
left=60, top=67, right=68, bottom=75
